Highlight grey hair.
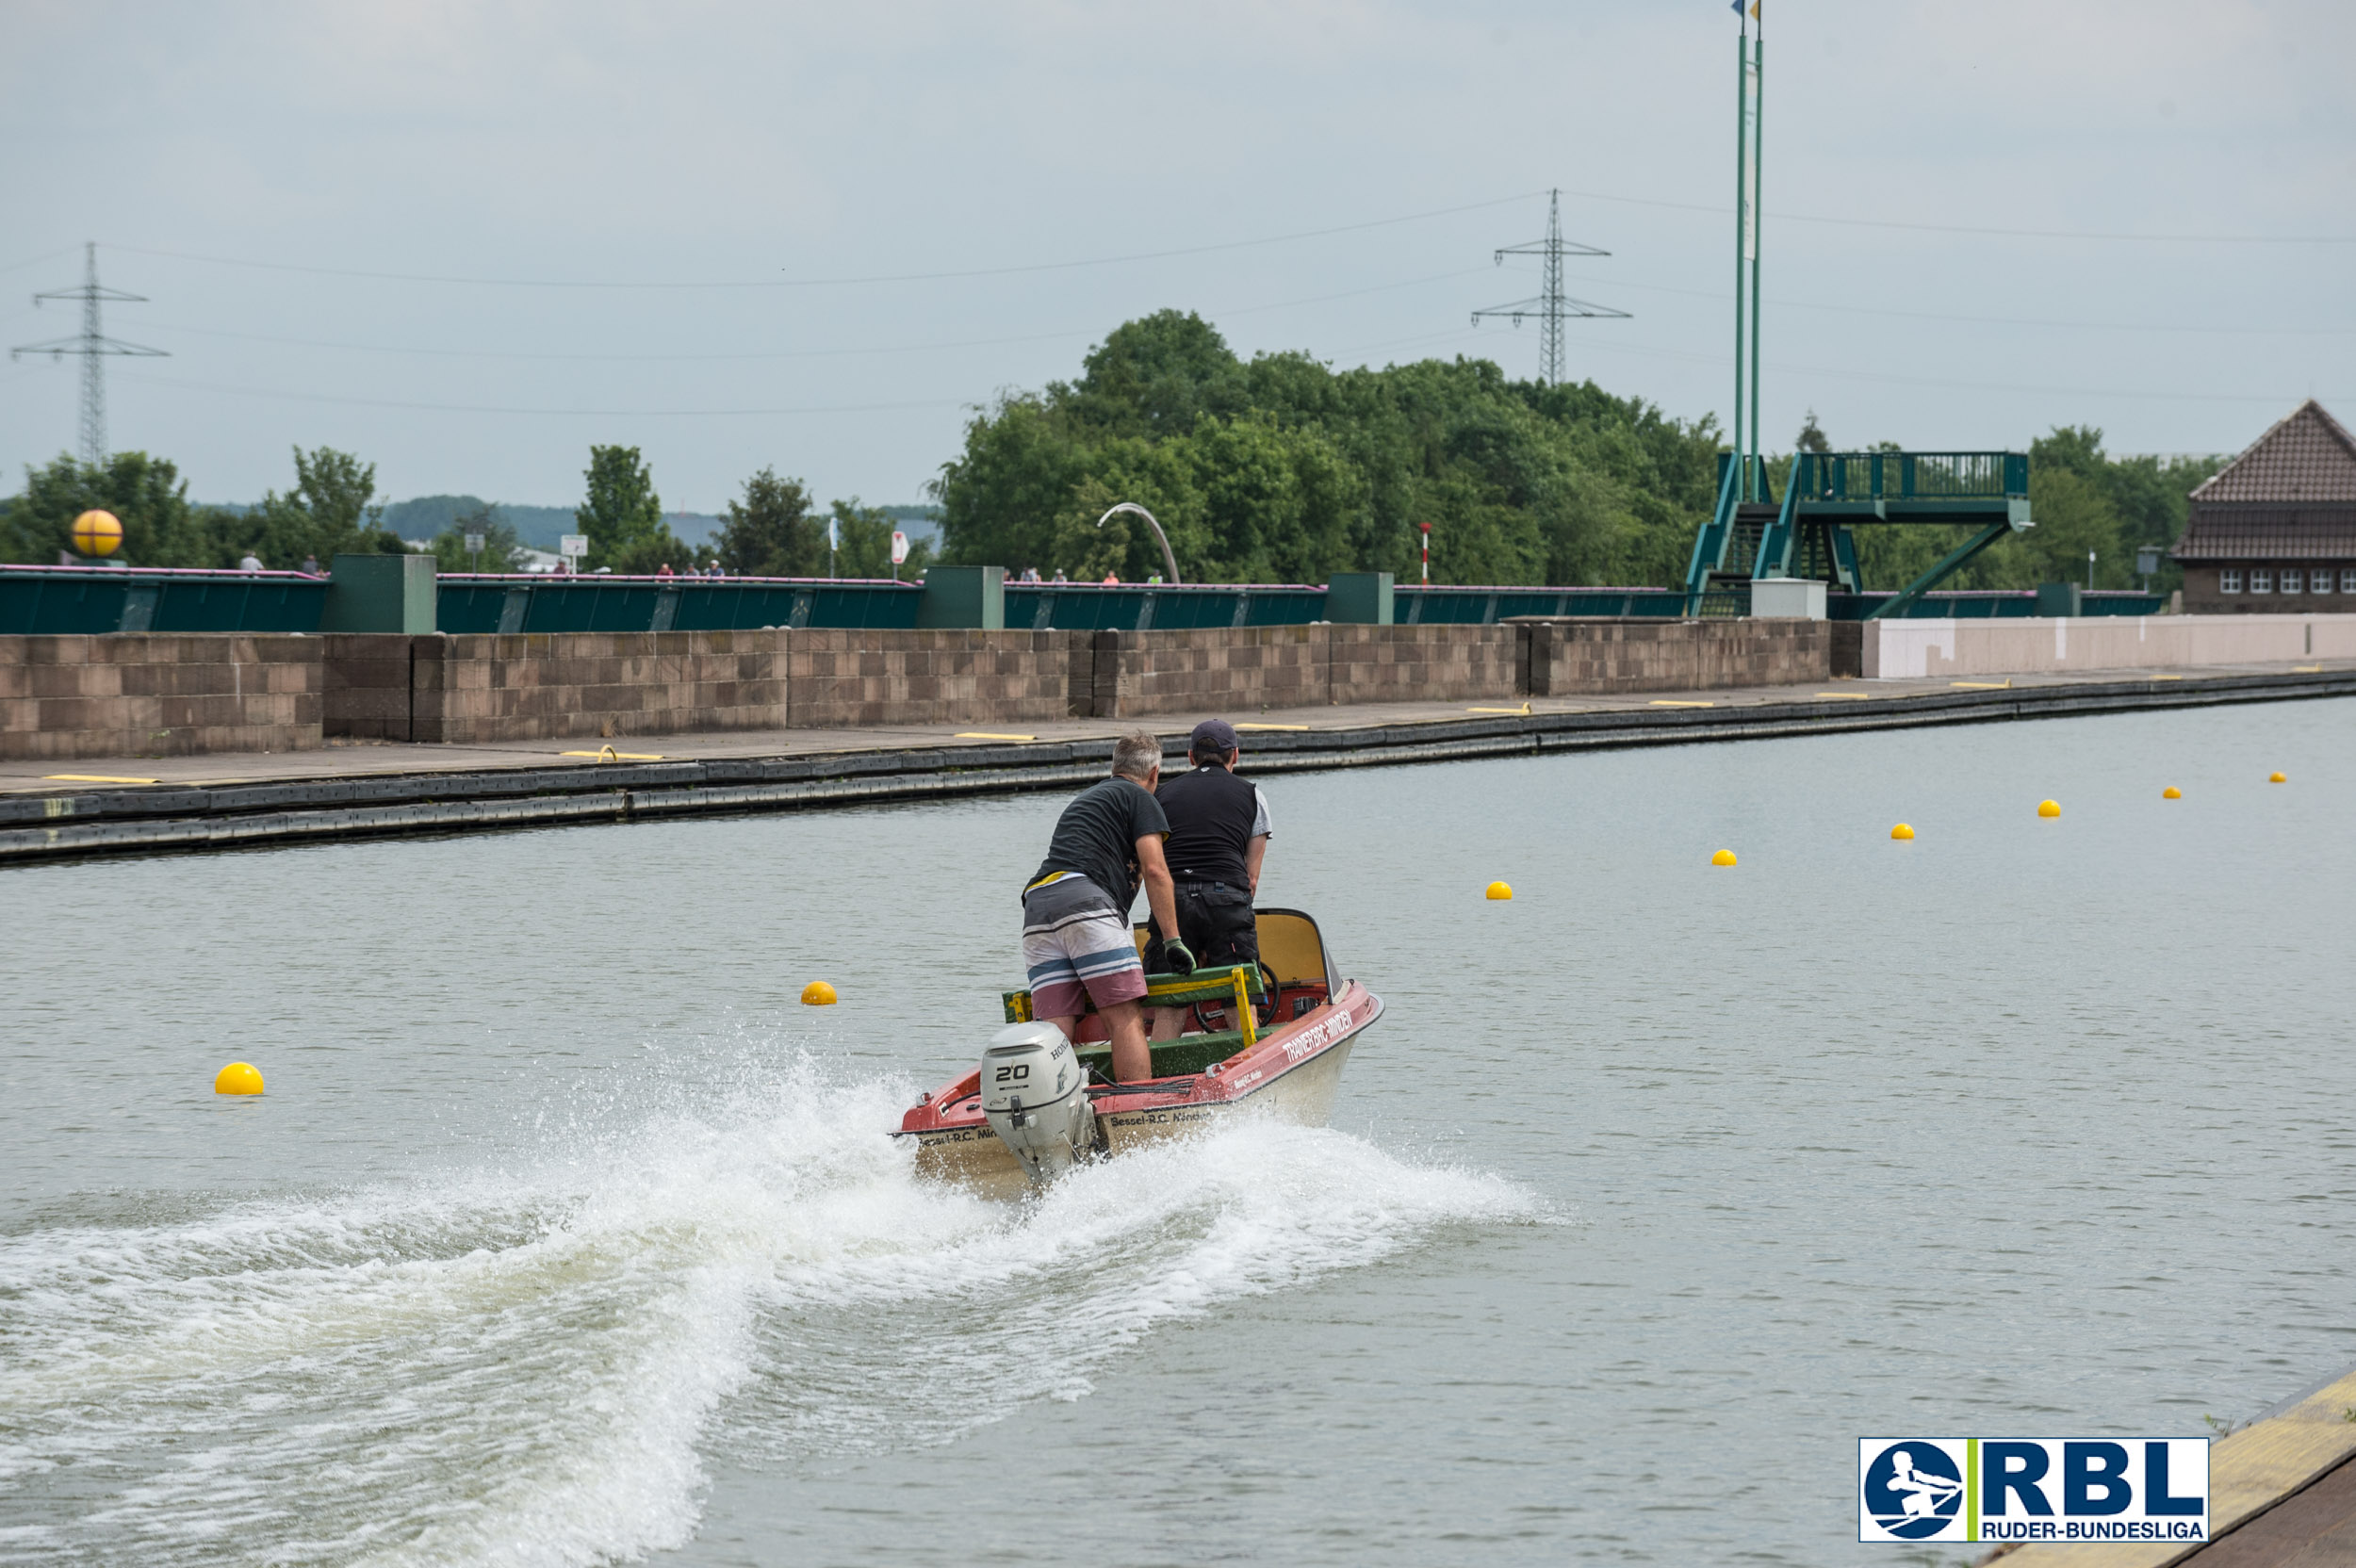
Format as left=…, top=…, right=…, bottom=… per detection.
left=1110, top=730, right=1164, bottom=782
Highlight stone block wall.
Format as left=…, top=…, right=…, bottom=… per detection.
left=1523, top=618, right=1834, bottom=695
left=413, top=631, right=789, bottom=743
left=322, top=633, right=430, bottom=742
left=1327, top=625, right=1523, bottom=705
left=1094, top=628, right=1333, bottom=718
left=788, top=629, right=1079, bottom=728
left=0, top=634, right=322, bottom=760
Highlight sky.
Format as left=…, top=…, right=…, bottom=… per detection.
left=1, top=0, right=2349, bottom=514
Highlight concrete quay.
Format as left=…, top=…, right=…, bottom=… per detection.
left=1992, top=1364, right=2356, bottom=1567
left=1, top=659, right=2348, bottom=865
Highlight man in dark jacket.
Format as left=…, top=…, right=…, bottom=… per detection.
left=1150, top=719, right=1271, bottom=1003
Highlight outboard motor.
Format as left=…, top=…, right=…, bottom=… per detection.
left=980, top=1021, right=1097, bottom=1183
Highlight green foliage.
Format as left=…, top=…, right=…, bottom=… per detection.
left=222, top=446, right=406, bottom=568
left=932, top=310, right=1723, bottom=586
left=426, top=500, right=531, bottom=574
left=1, top=450, right=223, bottom=566
left=715, top=468, right=823, bottom=577
left=577, top=445, right=666, bottom=571
left=829, top=498, right=937, bottom=580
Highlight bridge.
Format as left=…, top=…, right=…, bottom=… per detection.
left=1686, top=450, right=2035, bottom=617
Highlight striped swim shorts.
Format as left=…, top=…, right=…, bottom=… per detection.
left=1021, top=873, right=1146, bottom=1019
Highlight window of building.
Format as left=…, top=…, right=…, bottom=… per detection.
left=2316, top=569, right=2335, bottom=596
left=2251, top=569, right=2273, bottom=593
left=2221, top=569, right=2242, bottom=594
left=2282, top=568, right=2303, bottom=594
left=2344, top=569, right=2356, bottom=594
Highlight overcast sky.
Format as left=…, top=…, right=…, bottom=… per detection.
left=2, top=0, right=2349, bottom=514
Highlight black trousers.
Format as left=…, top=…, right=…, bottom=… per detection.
left=1150, top=881, right=1258, bottom=971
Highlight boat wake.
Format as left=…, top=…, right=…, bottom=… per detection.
left=0, top=1053, right=1537, bottom=1568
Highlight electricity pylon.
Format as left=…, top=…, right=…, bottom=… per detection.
left=1471, top=188, right=1628, bottom=386
left=12, top=243, right=169, bottom=470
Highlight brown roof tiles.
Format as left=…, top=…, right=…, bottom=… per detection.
left=2173, top=400, right=2356, bottom=563
left=2190, top=400, right=2356, bottom=503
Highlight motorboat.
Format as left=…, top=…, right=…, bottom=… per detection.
left=895, top=908, right=1382, bottom=1199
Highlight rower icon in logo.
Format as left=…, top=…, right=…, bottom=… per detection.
left=1862, top=1442, right=1965, bottom=1539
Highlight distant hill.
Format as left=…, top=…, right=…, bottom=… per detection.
left=375, top=496, right=721, bottom=551
left=369, top=497, right=938, bottom=550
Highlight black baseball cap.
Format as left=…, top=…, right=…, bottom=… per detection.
left=1189, top=718, right=1238, bottom=755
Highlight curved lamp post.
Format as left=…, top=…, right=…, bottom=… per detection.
left=1094, top=502, right=1181, bottom=585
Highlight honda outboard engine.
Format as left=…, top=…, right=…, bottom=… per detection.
left=980, top=1021, right=1097, bottom=1183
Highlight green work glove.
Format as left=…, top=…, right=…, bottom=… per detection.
left=1160, top=939, right=1196, bottom=975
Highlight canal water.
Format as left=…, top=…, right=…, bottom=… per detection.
left=4, top=697, right=2352, bottom=1567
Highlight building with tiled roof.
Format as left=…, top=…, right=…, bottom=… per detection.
left=2172, top=400, right=2356, bottom=612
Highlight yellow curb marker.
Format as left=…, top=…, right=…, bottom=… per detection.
left=1951, top=679, right=2012, bottom=689
left=1815, top=692, right=1874, bottom=700
left=954, top=732, right=1037, bottom=742
left=561, top=748, right=663, bottom=760
left=1466, top=703, right=1531, bottom=715
left=1649, top=699, right=1714, bottom=708
left=45, top=774, right=160, bottom=784
left=1234, top=723, right=1311, bottom=731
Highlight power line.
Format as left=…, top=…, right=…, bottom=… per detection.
left=1470, top=189, right=1628, bottom=385
left=101, top=194, right=1546, bottom=291
left=10, top=242, right=169, bottom=468
left=1541, top=185, right=2356, bottom=245
left=1581, top=273, right=2356, bottom=335
left=111, top=369, right=963, bottom=417
left=118, top=267, right=1500, bottom=365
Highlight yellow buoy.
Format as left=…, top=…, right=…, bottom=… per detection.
left=2037, top=799, right=2061, bottom=819
left=1890, top=824, right=1915, bottom=841
left=2162, top=786, right=2182, bottom=799
left=1710, top=848, right=1738, bottom=867
left=214, top=1061, right=264, bottom=1096
left=800, top=981, right=838, bottom=1006
left=1485, top=881, right=1513, bottom=901
left=72, top=509, right=123, bottom=557
left=2268, top=772, right=2286, bottom=784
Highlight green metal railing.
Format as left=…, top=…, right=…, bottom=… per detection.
left=434, top=575, right=922, bottom=634
left=1790, top=450, right=2028, bottom=504
left=1399, top=585, right=1752, bottom=622
left=0, top=565, right=330, bottom=634
left=1004, top=582, right=1328, bottom=631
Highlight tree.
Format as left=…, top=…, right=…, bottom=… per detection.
left=1796, top=411, right=1832, bottom=453
left=829, top=498, right=937, bottom=580
left=715, top=468, right=823, bottom=577
left=427, top=499, right=530, bottom=574
left=577, top=445, right=666, bottom=571
left=227, top=446, right=404, bottom=567
left=931, top=315, right=1724, bottom=587
left=2, top=450, right=223, bottom=566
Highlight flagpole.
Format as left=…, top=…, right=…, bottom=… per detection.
left=1750, top=7, right=1764, bottom=500
left=1732, top=6, right=1749, bottom=498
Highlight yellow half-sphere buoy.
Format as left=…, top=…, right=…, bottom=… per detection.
left=1710, top=848, right=1738, bottom=867
left=72, top=509, right=123, bottom=557
left=1485, top=881, right=1513, bottom=901
left=2037, top=799, right=2061, bottom=819
left=1890, top=824, right=1915, bottom=841
left=2268, top=772, right=2286, bottom=784
left=2162, top=786, right=2182, bottom=799
left=800, top=981, right=838, bottom=1006
left=214, top=1061, right=264, bottom=1096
